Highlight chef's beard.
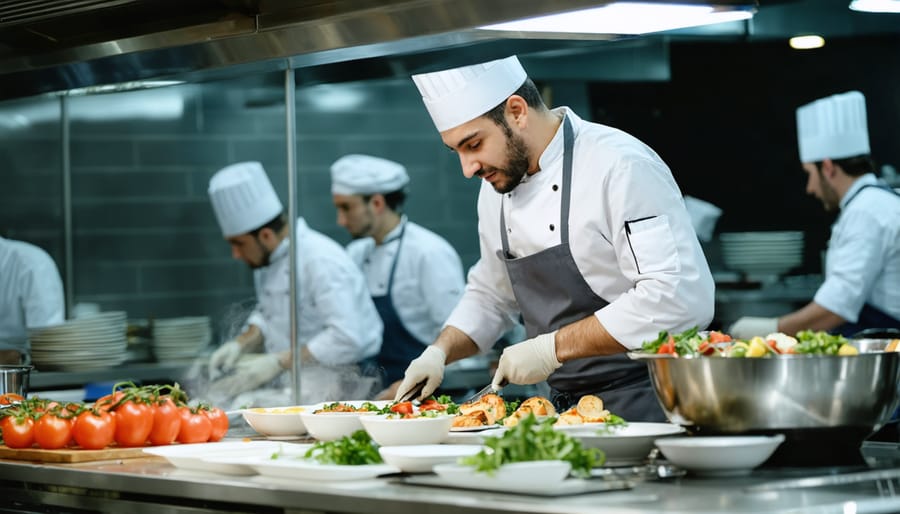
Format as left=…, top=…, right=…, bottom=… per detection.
left=348, top=206, right=375, bottom=240
left=817, top=167, right=841, bottom=212
left=247, top=236, right=272, bottom=269
left=478, top=130, right=531, bottom=194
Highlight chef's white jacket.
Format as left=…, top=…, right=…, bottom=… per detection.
left=0, top=236, right=64, bottom=352
left=815, top=173, right=900, bottom=322
left=445, top=108, right=715, bottom=350
left=245, top=218, right=382, bottom=366
left=346, top=217, right=464, bottom=344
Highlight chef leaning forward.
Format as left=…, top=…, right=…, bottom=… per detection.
left=206, top=161, right=383, bottom=399
left=330, top=155, right=465, bottom=399
left=730, top=91, right=900, bottom=339
left=394, top=55, right=715, bottom=421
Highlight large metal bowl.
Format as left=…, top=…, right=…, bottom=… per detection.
left=635, top=352, right=900, bottom=433
left=0, top=365, right=32, bottom=398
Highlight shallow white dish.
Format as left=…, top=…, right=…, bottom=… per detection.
left=241, top=406, right=311, bottom=439
left=143, top=441, right=303, bottom=475
left=654, top=434, right=785, bottom=476
left=243, top=456, right=399, bottom=481
left=559, top=422, right=685, bottom=466
left=360, top=414, right=454, bottom=446
left=433, top=461, right=571, bottom=491
left=300, top=410, right=379, bottom=442
left=378, top=444, right=483, bottom=473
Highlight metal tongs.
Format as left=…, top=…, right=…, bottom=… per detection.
left=397, top=379, right=429, bottom=402
left=460, top=375, right=507, bottom=405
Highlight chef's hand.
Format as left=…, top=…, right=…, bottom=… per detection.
left=209, top=340, right=243, bottom=380
left=493, top=331, right=562, bottom=388
left=729, top=317, right=779, bottom=340
left=394, top=346, right=446, bottom=402
left=210, top=354, right=283, bottom=397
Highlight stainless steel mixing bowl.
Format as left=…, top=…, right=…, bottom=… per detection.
left=634, top=352, right=900, bottom=433
left=0, top=365, right=32, bottom=398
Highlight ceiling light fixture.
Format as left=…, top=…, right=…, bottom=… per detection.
left=478, top=2, right=755, bottom=35
left=849, top=0, right=900, bottom=13
left=789, top=35, right=825, bottom=50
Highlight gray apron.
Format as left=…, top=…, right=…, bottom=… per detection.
left=498, top=116, right=666, bottom=422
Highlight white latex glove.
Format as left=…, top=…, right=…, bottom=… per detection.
left=493, top=331, right=562, bottom=388
left=208, top=340, right=243, bottom=381
left=210, top=354, right=283, bottom=398
left=729, top=317, right=779, bottom=340
left=394, top=346, right=446, bottom=402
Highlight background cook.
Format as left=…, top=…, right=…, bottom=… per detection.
left=730, top=91, right=900, bottom=339
left=330, top=154, right=465, bottom=400
left=395, top=56, right=715, bottom=421
left=206, top=161, right=383, bottom=400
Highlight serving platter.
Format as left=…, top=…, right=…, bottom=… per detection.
left=144, top=440, right=303, bottom=475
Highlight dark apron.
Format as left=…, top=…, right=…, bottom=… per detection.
left=372, top=222, right=429, bottom=385
left=831, top=183, right=900, bottom=337
left=498, top=116, right=666, bottom=422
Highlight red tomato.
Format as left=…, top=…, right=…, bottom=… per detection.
left=177, top=407, right=211, bottom=444
left=1, top=415, right=34, bottom=448
left=0, top=393, right=24, bottom=405
left=202, top=407, right=229, bottom=442
left=419, top=400, right=447, bottom=412
left=73, top=410, right=116, bottom=450
left=148, top=397, right=182, bottom=446
left=657, top=341, right=676, bottom=355
left=708, top=331, right=732, bottom=343
left=95, top=391, right=126, bottom=412
left=766, top=340, right=782, bottom=354
left=113, top=400, right=153, bottom=447
left=390, top=401, right=414, bottom=415
left=697, top=341, right=716, bottom=356
left=34, top=414, right=73, bottom=449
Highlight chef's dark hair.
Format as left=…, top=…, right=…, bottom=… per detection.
left=816, top=155, right=876, bottom=177
left=363, top=189, right=406, bottom=213
left=483, top=78, right=546, bottom=132
left=249, top=212, right=287, bottom=236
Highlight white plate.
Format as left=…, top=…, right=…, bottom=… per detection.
left=560, top=422, right=685, bottom=466
left=378, top=444, right=483, bottom=473
left=655, top=434, right=785, bottom=476
left=449, top=424, right=504, bottom=432
left=445, top=427, right=506, bottom=445
left=143, top=441, right=304, bottom=475
left=433, top=461, right=571, bottom=491
left=244, top=456, right=399, bottom=481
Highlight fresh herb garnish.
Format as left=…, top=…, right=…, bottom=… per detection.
left=303, top=430, right=382, bottom=465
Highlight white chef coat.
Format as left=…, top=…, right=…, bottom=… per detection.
left=0, top=236, right=64, bottom=352
left=445, top=108, right=715, bottom=350
left=245, top=218, right=382, bottom=366
left=814, top=173, right=900, bottom=322
left=346, top=217, right=464, bottom=344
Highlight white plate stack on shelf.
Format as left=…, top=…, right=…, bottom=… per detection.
left=719, top=231, right=805, bottom=282
left=152, top=316, right=212, bottom=363
left=29, top=311, right=128, bottom=371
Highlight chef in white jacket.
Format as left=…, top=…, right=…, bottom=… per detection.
left=730, top=91, right=900, bottom=339
left=395, top=56, right=714, bottom=421
left=330, top=154, right=465, bottom=398
left=206, top=161, right=382, bottom=398
left=0, top=236, right=64, bottom=364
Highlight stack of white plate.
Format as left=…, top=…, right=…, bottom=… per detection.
left=153, top=316, right=212, bottom=363
left=720, top=231, right=804, bottom=280
left=29, top=311, right=128, bottom=371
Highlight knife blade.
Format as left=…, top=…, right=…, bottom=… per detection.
left=461, top=377, right=506, bottom=405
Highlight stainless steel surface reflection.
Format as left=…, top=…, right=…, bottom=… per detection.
left=641, top=353, right=900, bottom=432
left=0, top=365, right=32, bottom=397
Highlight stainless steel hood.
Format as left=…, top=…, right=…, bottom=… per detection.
left=0, top=0, right=754, bottom=101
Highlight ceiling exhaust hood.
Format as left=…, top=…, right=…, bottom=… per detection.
left=0, top=0, right=756, bottom=102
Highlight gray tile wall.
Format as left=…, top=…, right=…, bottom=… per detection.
left=0, top=74, right=481, bottom=338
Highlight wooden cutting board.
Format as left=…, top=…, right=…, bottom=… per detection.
left=0, top=444, right=150, bottom=463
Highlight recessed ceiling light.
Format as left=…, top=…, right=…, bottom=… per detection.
left=789, top=35, right=826, bottom=50
left=849, top=0, right=900, bottom=13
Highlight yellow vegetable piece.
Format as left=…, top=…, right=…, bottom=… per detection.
left=837, top=344, right=859, bottom=356
left=747, top=339, right=769, bottom=358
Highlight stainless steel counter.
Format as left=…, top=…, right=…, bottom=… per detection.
left=2, top=440, right=900, bottom=514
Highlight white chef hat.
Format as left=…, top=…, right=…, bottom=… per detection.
left=208, top=161, right=283, bottom=237
left=796, top=91, right=870, bottom=163
left=412, top=55, right=527, bottom=132
left=330, top=154, right=409, bottom=195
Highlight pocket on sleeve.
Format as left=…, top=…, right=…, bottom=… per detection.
left=625, top=215, right=681, bottom=274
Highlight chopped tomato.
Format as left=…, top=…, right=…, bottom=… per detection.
left=657, top=341, right=676, bottom=355
left=419, top=400, right=447, bottom=412
left=766, top=340, right=782, bottom=354
left=708, top=331, right=732, bottom=343
left=697, top=341, right=716, bottom=356
left=390, top=401, right=414, bottom=415
left=0, top=393, right=24, bottom=405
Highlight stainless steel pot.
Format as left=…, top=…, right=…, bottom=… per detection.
left=0, top=365, right=32, bottom=398
left=634, top=352, right=900, bottom=433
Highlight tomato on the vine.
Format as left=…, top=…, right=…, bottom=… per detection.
left=1, top=415, right=34, bottom=448
left=176, top=407, right=211, bottom=443
left=202, top=407, right=228, bottom=442
left=73, top=410, right=116, bottom=450
left=148, top=397, right=181, bottom=446
left=113, top=400, right=153, bottom=447
left=34, top=413, right=73, bottom=449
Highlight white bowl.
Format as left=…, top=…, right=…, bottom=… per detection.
left=359, top=414, right=454, bottom=446
left=378, top=444, right=483, bottom=473
left=300, top=411, right=378, bottom=442
left=241, top=406, right=310, bottom=439
left=433, top=460, right=571, bottom=490
left=558, top=422, right=684, bottom=466
left=655, top=434, right=785, bottom=476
